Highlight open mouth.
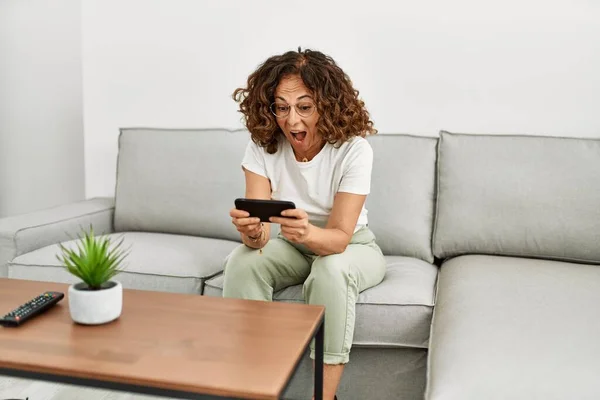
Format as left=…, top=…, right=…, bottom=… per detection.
left=291, top=131, right=307, bottom=142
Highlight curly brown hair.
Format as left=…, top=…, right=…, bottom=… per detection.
left=232, top=48, right=377, bottom=154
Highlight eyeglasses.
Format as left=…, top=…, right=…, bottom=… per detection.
left=270, top=101, right=316, bottom=118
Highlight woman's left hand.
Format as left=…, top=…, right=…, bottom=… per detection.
left=270, top=208, right=312, bottom=244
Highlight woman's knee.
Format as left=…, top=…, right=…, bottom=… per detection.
left=223, top=245, right=267, bottom=281
left=304, top=253, right=352, bottom=290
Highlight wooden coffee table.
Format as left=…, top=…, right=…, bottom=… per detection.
left=0, top=278, right=324, bottom=399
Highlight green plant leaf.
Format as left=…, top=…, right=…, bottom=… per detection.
left=56, top=226, right=130, bottom=290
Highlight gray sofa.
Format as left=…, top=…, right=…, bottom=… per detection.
left=1, top=128, right=599, bottom=400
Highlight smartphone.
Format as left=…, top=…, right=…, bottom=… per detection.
left=234, top=198, right=296, bottom=223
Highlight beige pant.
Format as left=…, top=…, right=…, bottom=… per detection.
left=222, top=226, right=386, bottom=364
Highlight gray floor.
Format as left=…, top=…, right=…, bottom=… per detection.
left=0, top=377, right=171, bottom=400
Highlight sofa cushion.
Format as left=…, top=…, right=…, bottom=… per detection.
left=426, top=255, right=600, bottom=400
left=8, top=232, right=239, bottom=294
left=433, top=131, right=600, bottom=264
left=205, top=256, right=438, bottom=349
left=366, top=134, right=438, bottom=262
left=114, top=128, right=249, bottom=242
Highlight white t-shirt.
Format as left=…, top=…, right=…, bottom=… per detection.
left=241, top=135, right=373, bottom=231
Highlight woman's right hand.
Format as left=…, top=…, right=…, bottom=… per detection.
left=230, top=208, right=263, bottom=239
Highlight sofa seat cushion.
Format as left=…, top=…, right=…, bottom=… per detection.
left=204, top=256, right=438, bottom=349
left=426, top=255, right=600, bottom=400
left=8, top=232, right=239, bottom=294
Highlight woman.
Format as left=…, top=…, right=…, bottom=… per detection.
left=223, top=48, right=386, bottom=400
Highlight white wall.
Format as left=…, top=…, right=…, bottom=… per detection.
left=0, top=0, right=85, bottom=217
left=82, top=0, right=600, bottom=198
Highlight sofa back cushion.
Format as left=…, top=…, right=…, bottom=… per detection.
left=366, top=134, right=438, bottom=263
left=114, top=128, right=248, bottom=242
left=113, top=128, right=439, bottom=261
left=433, top=130, right=600, bottom=264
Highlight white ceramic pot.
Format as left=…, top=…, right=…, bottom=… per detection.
left=68, top=281, right=123, bottom=325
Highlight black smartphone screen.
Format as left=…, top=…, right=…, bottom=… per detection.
left=234, top=198, right=296, bottom=222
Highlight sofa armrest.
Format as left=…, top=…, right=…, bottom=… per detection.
left=0, top=197, right=115, bottom=277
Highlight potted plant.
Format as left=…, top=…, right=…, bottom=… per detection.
left=56, top=226, right=130, bottom=325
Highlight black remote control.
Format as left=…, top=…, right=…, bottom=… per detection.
left=0, top=291, right=64, bottom=327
